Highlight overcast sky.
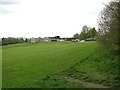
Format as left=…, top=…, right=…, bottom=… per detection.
left=0, top=0, right=110, bottom=38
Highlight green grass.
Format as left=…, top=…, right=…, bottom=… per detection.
left=61, top=47, right=119, bottom=88
left=2, top=42, right=119, bottom=88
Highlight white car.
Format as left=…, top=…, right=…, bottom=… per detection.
left=80, top=40, right=85, bottom=42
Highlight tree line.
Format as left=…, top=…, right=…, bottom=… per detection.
left=1, top=37, right=28, bottom=46
left=73, top=25, right=97, bottom=41
left=74, top=0, right=119, bottom=54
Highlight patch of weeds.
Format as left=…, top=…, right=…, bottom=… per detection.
left=34, top=75, right=83, bottom=88
left=80, top=76, right=89, bottom=81
left=60, top=48, right=119, bottom=88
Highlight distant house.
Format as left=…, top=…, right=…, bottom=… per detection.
left=44, top=37, right=51, bottom=42
left=31, top=38, right=38, bottom=43
left=30, top=36, right=66, bottom=43
left=59, top=39, right=65, bottom=42
left=66, top=37, right=80, bottom=42
left=45, top=36, right=61, bottom=42
left=30, top=37, right=45, bottom=43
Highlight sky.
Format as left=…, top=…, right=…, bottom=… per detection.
left=0, top=0, right=110, bottom=38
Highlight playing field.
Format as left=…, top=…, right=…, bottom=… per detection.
left=2, top=42, right=119, bottom=88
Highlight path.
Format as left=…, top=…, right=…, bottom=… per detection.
left=59, top=75, right=109, bottom=88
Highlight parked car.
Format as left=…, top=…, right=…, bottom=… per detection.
left=71, top=39, right=80, bottom=42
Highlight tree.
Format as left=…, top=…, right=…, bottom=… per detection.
left=97, top=0, right=120, bottom=51
left=80, top=25, right=89, bottom=40
left=89, top=27, right=97, bottom=39
left=73, top=33, right=79, bottom=38
left=2, top=37, right=25, bottom=45
left=74, top=25, right=97, bottom=40
left=18, top=37, right=24, bottom=43
left=25, top=38, right=28, bottom=42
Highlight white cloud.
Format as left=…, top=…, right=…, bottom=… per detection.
left=0, top=0, right=110, bottom=38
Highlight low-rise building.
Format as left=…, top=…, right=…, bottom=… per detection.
left=30, top=36, right=66, bottom=43
left=31, top=37, right=45, bottom=43
left=45, top=36, right=61, bottom=42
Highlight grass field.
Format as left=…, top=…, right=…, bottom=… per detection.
left=2, top=42, right=119, bottom=88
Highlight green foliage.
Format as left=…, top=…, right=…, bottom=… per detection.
left=33, top=75, right=83, bottom=88
left=18, top=37, right=25, bottom=43
left=97, top=0, right=120, bottom=52
left=73, top=33, right=79, bottom=38
left=74, top=25, right=97, bottom=40
left=88, top=28, right=97, bottom=39
left=2, top=37, right=26, bottom=45
left=80, top=25, right=89, bottom=40
left=2, top=37, right=18, bottom=45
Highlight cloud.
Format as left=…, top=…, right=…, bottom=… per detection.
left=0, top=0, right=22, bottom=13
left=0, top=7, right=12, bottom=13
left=0, top=0, right=21, bottom=5
left=0, top=0, right=111, bottom=38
